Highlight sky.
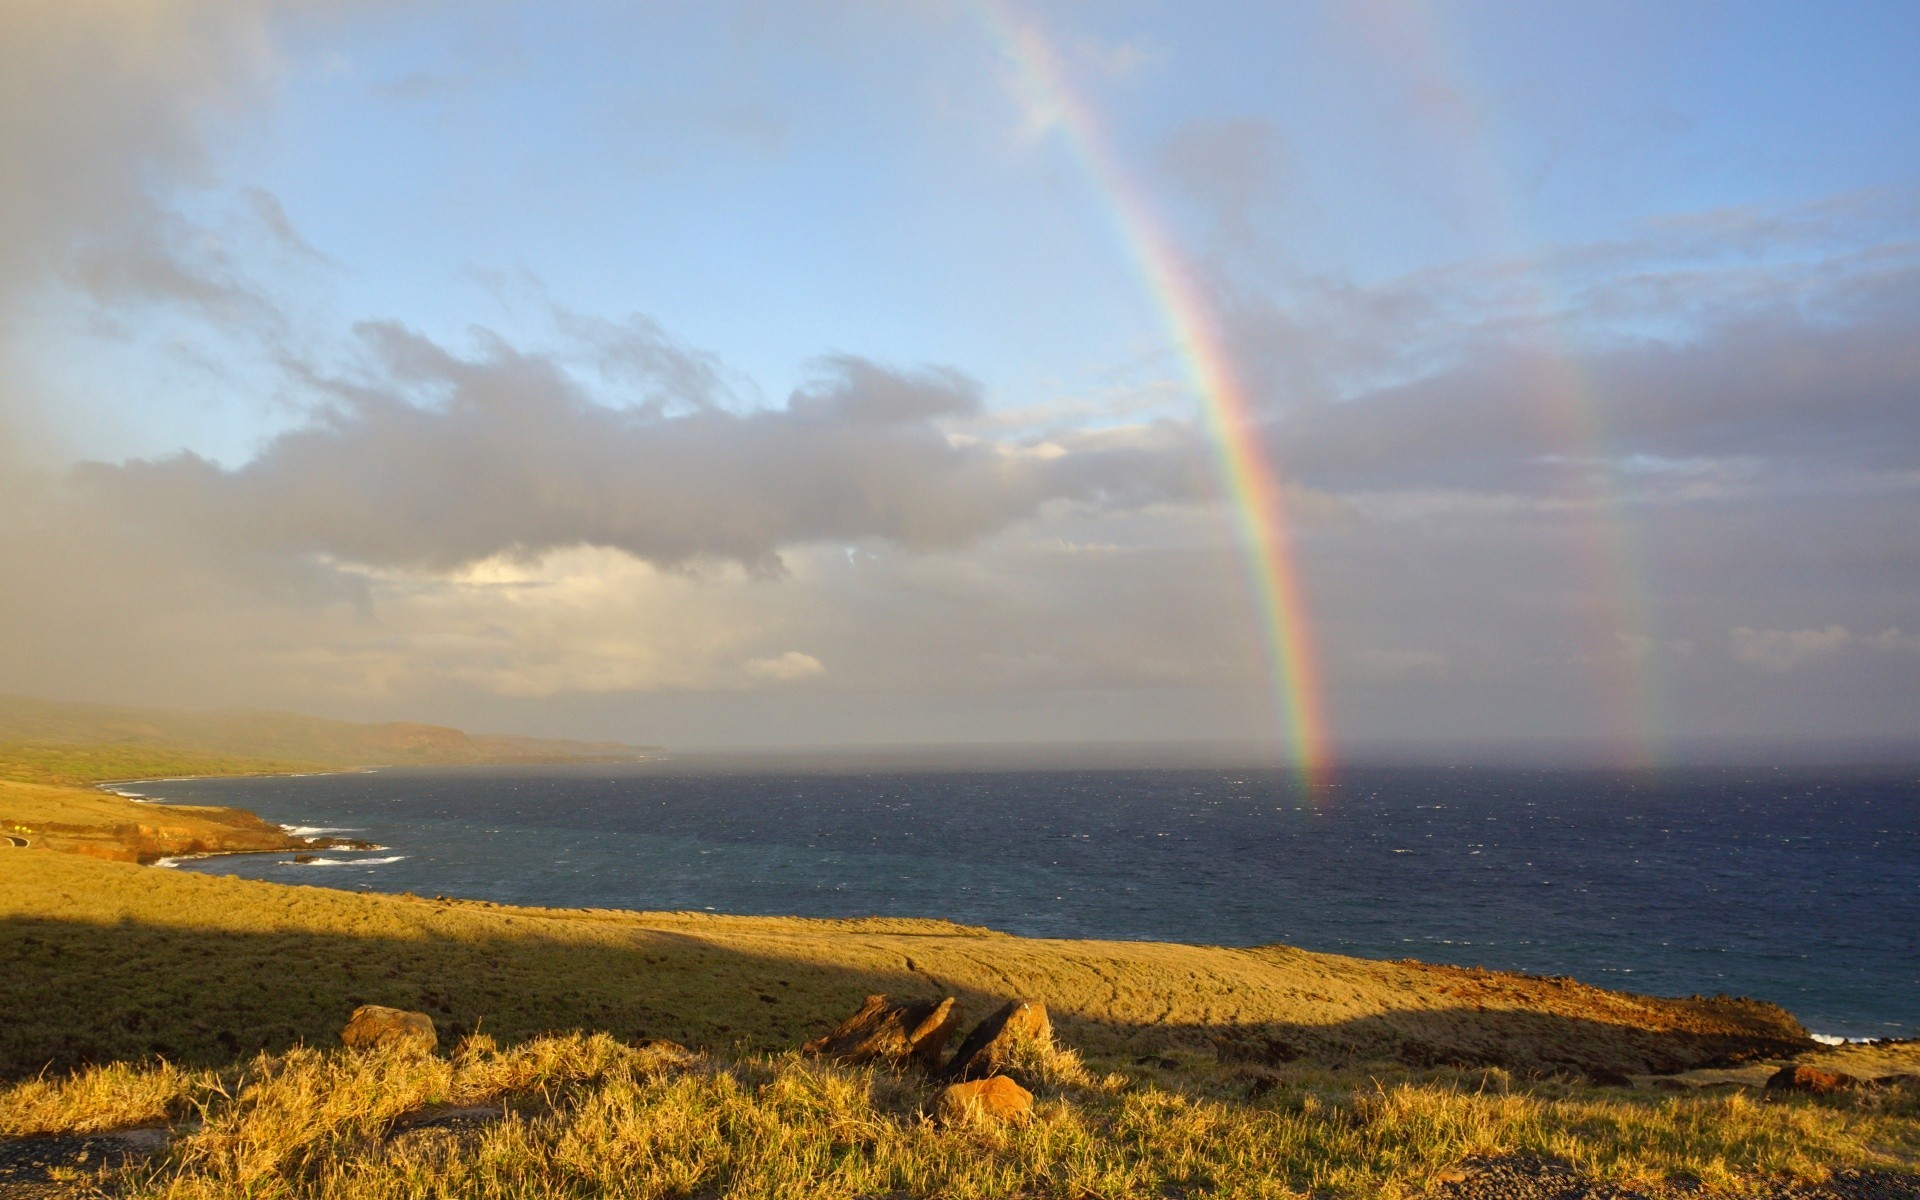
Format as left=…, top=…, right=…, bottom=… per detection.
left=0, top=0, right=1916, bottom=761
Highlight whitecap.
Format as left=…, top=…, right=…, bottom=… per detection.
left=283, top=855, right=406, bottom=867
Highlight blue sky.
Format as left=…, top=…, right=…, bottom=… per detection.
left=2, top=1, right=1916, bottom=754
left=44, top=1, right=1919, bottom=461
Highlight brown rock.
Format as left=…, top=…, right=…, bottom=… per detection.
left=943, top=999, right=1051, bottom=1082
left=1765, top=1064, right=1859, bottom=1095
left=801, top=994, right=960, bottom=1069
left=935, top=1075, right=1033, bottom=1125
left=340, top=1004, right=438, bottom=1053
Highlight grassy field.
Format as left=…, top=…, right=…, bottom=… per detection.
left=3, top=1033, right=1915, bottom=1199
left=0, top=850, right=1823, bottom=1080
left=4, top=760, right=1917, bottom=1196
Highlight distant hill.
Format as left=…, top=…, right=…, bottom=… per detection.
left=0, top=693, right=651, bottom=785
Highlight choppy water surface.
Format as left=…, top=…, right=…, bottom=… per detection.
left=151, top=762, right=1919, bottom=1038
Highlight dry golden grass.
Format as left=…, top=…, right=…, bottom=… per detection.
left=2, top=826, right=1915, bottom=1195
left=0, top=1035, right=1909, bottom=1199
left=0, top=777, right=307, bottom=862
left=2, top=850, right=1815, bottom=1083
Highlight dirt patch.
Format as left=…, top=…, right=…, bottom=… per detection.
left=0, top=1127, right=168, bottom=1197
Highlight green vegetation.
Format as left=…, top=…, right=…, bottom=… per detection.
left=0, top=693, right=647, bottom=785
left=0, top=742, right=321, bottom=789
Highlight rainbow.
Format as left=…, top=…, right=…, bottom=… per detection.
left=1334, top=0, right=1665, bottom=767
left=982, top=2, right=1668, bottom=771
left=978, top=3, right=1333, bottom=786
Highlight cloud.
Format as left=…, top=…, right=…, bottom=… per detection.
left=1729, top=625, right=1920, bottom=672
left=0, top=3, right=258, bottom=300
left=1157, top=117, right=1291, bottom=236
left=1731, top=625, right=1855, bottom=671
left=746, top=651, right=826, bottom=682
left=69, top=323, right=1212, bottom=576
left=0, top=1, right=1913, bottom=748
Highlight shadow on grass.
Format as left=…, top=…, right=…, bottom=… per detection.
left=1, top=914, right=1807, bottom=1081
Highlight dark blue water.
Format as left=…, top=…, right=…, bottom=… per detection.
left=142, top=762, right=1918, bottom=1038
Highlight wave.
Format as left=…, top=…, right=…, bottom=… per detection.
left=280, top=825, right=362, bottom=837
left=1810, top=1032, right=1878, bottom=1045
left=282, top=855, right=407, bottom=867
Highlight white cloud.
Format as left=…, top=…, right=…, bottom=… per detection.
left=1866, top=628, right=1920, bottom=655
left=1730, top=625, right=1920, bottom=672
left=1731, top=625, right=1855, bottom=671
left=745, top=651, right=826, bottom=683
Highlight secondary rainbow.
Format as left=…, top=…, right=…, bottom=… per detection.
left=979, top=3, right=1332, bottom=786
left=1337, top=0, right=1665, bottom=767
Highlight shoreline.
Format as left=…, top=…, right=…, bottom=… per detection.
left=25, top=767, right=1912, bottom=1045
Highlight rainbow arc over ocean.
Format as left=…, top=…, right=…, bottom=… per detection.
left=979, top=1, right=1667, bottom=773
left=978, top=2, right=1333, bottom=787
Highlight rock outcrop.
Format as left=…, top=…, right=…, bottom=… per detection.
left=802, top=994, right=960, bottom=1069
left=340, top=1005, right=438, bottom=1053
left=935, top=1075, right=1033, bottom=1125
left=943, top=999, right=1051, bottom=1082
left=1765, top=1064, right=1859, bottom=1095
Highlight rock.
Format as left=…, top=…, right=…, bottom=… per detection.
left=1765, top=1064, right=1859, bottom=1095
left=935, top=1075, right=1033, bottom=1125
left=801, top=994, right=960, bottom=1069
left=340, top=1004, right=438, bottom=1053
left=943, top=999, right=1051, bottom=1082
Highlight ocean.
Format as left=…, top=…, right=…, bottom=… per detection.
left=140, top=760, right=1918, bottom=1040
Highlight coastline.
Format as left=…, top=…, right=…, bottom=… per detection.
left=15, top=765, right=1907, bottom=1047
left=0, top=772, right=373, bottom=865
left=121, top=771, right=1915, bottom=1046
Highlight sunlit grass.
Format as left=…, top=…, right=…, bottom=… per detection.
left=0, top=1036, right=1903, bottom=1199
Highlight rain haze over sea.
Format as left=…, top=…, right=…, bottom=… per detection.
left=147, top=759, right=1919, bottom=1041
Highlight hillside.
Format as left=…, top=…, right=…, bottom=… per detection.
left=0, top=847, right=1822, bottom=1080
left=3, top=777, right=1918, bottom=1197
left=3, top=851, right=1918, bottom=1198
left=0, top=693, right=649, bottom=786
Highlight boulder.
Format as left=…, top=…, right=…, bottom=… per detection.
left=341, top=1005, right=438, bottom=1053
left=943, top=999, right=1051, bottom=1082
left=802, top=994, right=960, bottom=1069
left=1765, top=1065, right=1859, bottom=1095
left=935, top=1075, right=1033, bottom=1125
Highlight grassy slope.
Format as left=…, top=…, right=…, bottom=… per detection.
left=2, top=854, right=1917, bottom=1198
left=0, top=778, right=315, bottom=863
left=3, top=727, right=1914, bottom=1194
left=2, top=850, right=1816, bottom=1080
left=4, top=1037, right=1916, bottom=1200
